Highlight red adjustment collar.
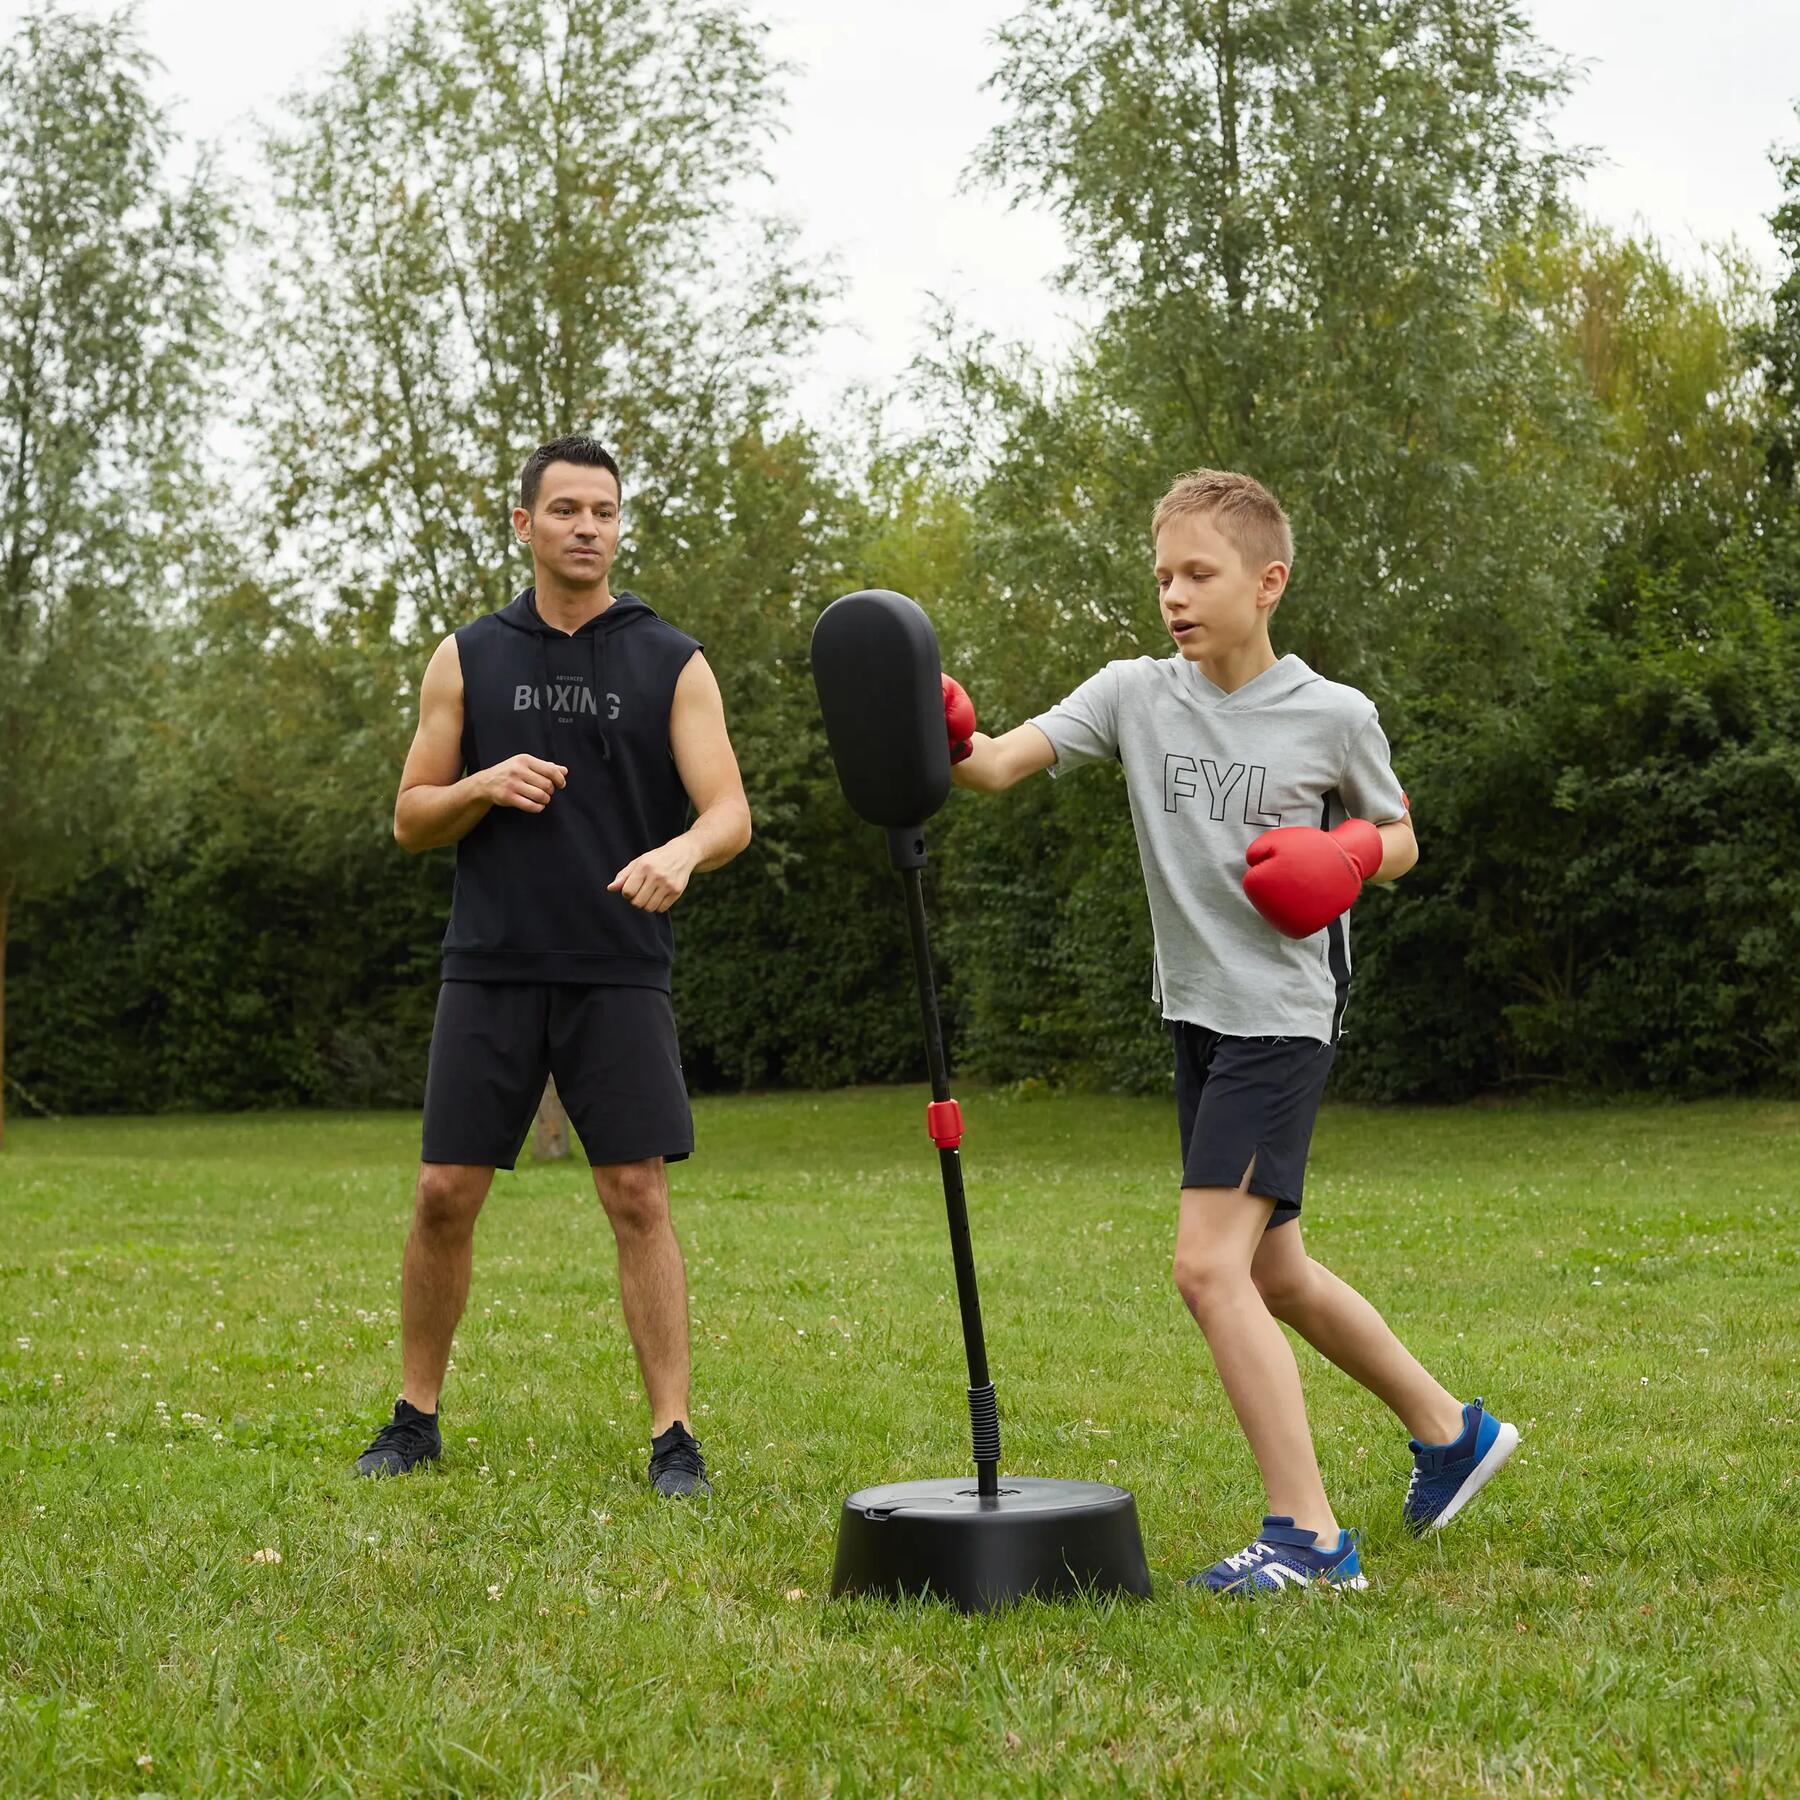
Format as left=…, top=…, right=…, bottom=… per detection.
left=926, top=1098, right=964, bottom=1150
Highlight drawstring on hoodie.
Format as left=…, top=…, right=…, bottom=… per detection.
left=592, top=628, right=610, bottom=762
left=534, top=633, right=554, bottom=758
left=528, top=589, right=612, bottom=762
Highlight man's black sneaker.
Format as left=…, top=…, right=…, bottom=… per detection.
left=354, top=1398, right=442, bottom=1478
left=648, top=1420, right=710, bottom=1498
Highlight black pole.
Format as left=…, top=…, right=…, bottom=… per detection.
left=894, top=849, right=1000, bottom=1497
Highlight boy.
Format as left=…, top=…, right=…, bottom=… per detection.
left=946, top=469, right=1518, bottom=1591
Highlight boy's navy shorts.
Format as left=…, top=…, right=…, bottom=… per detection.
left=1171, top=1022, right=1335, bottom=1227
left=421, top=980, right=694, bottom=1170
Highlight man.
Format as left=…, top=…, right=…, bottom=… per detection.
left=353, top=434, right=751, bottom=1496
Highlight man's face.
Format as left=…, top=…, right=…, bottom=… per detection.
left=514, top=463, right=621, bottom=588
left=1153, top=510, right=1286, bottom=661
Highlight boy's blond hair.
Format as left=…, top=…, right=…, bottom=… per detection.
left=1152, top=469, right=1294, bottom=575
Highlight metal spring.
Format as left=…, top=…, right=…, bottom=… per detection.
left=967, top=1381, right=1001, bottom=1463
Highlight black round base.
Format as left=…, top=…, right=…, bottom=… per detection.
left=829, top=1476, right=1152, bottom=1612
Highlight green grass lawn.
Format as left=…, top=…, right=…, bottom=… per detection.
left=2, top=1089, right=1796, bottom=1797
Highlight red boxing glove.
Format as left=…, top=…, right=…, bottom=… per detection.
left=942, top=672, right=976, bottom=764
left=1242, top=819, right=1384, bottom=939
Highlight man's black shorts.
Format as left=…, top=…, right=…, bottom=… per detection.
left=1171, top=1022, right=1335, bottom=1227
left=422, top=981, right=694, bottom=1170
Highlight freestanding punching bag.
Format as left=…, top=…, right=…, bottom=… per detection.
left=810, top=589, right=1152, bottom=1612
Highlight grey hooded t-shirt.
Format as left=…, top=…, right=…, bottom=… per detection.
left=1027, top=653, right=1406, bottom=1044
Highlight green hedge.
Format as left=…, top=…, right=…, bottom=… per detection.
left=11, top=556, right=1798, bottom=1115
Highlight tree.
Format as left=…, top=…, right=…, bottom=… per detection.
left=0, top=3, right=227, bottom=1143
left=1495, top=225, right=1770, bottom=637
left=940, top=0, right=1607, bottom=702
left=1748, top=101, right=1800, bottom=494
left=1304, top=223, right=1798, bottom=1100
left=253, top=0, right=824, bottom=639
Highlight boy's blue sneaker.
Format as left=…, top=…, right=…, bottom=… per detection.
left=1186, top=1516, right=1369, bottom=1594
left=1403, top=1397, right=1519, bottom=1534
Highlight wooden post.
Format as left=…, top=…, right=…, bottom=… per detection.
left=531, top=1074, right=570, bottom=1162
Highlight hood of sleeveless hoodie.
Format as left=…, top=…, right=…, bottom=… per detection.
left=493, top=587, right=664, bottom=760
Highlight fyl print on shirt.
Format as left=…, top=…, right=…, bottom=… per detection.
left=1164, top=755, right=1285, bottom=825
left=514, top=677, right=622, bottom=721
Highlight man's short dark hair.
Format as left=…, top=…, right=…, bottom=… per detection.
left=520, top=435, right=622, bottom=513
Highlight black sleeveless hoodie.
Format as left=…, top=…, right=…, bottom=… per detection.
left=441, top=587, right=703, bottom=987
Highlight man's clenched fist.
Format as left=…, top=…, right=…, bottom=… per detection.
left=608, top=841, right=698, bottom=913
left=484, top=753, right=568, bottom=813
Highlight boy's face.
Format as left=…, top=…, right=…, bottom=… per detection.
left=1153, top=510, right=1287, bottom=661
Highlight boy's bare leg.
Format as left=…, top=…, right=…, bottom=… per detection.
left=593, top=1156, right=691, bottom=1437
left=400, top=1162, right=494, bottom=1412
left=1250, top=1222, right=1464, bottom=1445
left=1173, top=1181, right=1338, bottom=1541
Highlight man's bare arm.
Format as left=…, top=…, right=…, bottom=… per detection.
left=951, top=723, right=1059, bottom=793
left=668, top=653, right=753, bottom=873
left=606, top=653, right=751, bottom=912
left=393, top=636, right=568, bottom=853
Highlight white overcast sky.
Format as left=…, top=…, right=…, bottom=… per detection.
left=8, top=0, right=1799, bottom=419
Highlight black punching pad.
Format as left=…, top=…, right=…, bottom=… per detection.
left=810, top=590, right=951, bottom=833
